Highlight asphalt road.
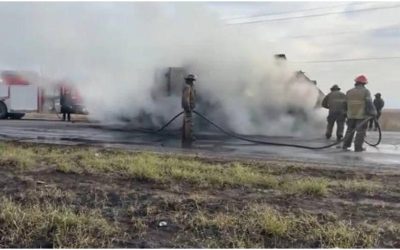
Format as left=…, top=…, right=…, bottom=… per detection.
left=1, top=119, right=399, bottom=171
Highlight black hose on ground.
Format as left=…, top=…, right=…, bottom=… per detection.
left=193, top=110, right=381, bottom=150
left=155, top=111, right=184, bottom=132
left=132, top=111, right=184, bottom=134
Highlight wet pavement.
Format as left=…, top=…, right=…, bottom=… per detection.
left=1, top=119, right=400, bottom=171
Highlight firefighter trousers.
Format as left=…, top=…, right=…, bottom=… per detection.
left=182, top=111, right=193, bottom=148
left=343, top=119, right=368, bottom=151
left=325, top=112, right=346, bottom=140
left=368, top=112, right=381, bottom=130
left=62, top=112, right=71, bottom=121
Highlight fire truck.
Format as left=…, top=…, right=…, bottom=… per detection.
left=0, top=71, right=87, bottom=119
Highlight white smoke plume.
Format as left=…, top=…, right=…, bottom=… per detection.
left=0, top=2, right=325, bottom=136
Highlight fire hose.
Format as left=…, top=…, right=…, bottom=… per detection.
left=137, top=110, right=381, bottom=150
left=192, top=110, right=382, bottom=150
left=46, top=89, right=381, bottom=149
left=130, top=111, right=184, bottom=133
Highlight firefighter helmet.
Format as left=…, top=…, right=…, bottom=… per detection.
left=185, top=74, right=196, bottom=81
left=330, top=84, right=340, bottom=91
left=354, top=75, right=368, bottom=84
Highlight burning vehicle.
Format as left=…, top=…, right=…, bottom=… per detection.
left=115, top=53, right=325, bottom=134
left=143, top=57, right=325, bottom=132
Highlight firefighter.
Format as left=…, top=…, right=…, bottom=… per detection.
left=181, top=74, right=196, bottom=148
left=342, top=75, right=377, bottom=152
left=322, top=84, right=347, bottom=141
left=60, top=88, right=73, bottom=122
left=369, top=93, right=384, bottom=131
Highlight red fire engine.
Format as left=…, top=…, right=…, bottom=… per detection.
left=0, top=71, right=87, bottom=119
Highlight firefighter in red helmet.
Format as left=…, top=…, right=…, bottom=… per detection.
left=342, top=75, right=377, bottom=152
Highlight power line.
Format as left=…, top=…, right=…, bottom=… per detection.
left=285, top=31, right=358, bottom=39
left=222, top=3, right=364, bottom=21
left=292, top=56, right=400, bottom=64
left=282, top=24, right=400, bottom=39
left=228, top=4, right=400, bottom=25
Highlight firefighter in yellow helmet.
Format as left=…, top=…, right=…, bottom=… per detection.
left=322, top=84, right=347, bottom=141
left=181, top=74, right=196, bottom=148
left=342, top=75, right=377, bottom=152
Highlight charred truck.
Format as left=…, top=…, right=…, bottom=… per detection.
left=148, top=55, right=325, bottom=131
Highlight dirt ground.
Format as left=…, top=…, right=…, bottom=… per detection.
left=0, top=142, right=399, bottom=248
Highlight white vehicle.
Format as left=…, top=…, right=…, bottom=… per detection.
left=0, top=71, right=43, bottom=119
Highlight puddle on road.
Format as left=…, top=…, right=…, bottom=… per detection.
left=366, top=144, right=400, bottom=154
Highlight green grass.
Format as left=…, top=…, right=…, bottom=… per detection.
left=0, top=142, right=332, bottom=196
left=256, top=207, right=290, bottom=237
left=0, top=142, right=396, bottom=248
left=311, top=221, right=378, bottom=248
left=0, top=142, right=390, bottom=200
left=187, top=206, right=378, bottom=248
left=283, top=177, right=329, bottom=197
left=0, top=144, right=37, bottom=170
left=0, top=192, right=385, bottom=248
left=0, top=197, right=118, bottom=248
left=337, top=179, right=383, bottom=195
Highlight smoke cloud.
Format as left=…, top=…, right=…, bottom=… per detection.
left=0, top=2, right=325, bottom=136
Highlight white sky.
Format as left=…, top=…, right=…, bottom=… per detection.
left=206, top=1, right=400, bottom=108
left=0, top=1, right=398, bottom=108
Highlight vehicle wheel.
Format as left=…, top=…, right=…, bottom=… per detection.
left=8, top=113, right=25, bottom=119
left=0, top=101, right=7, bottom=119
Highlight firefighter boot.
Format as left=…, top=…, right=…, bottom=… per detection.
left=336, top=115, right=345, bottom=142
left=342, top=119, right=356, bottom=151
left=342, top=130, right=354, bottom=150
left=354, top=131, right=366, bottom=152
